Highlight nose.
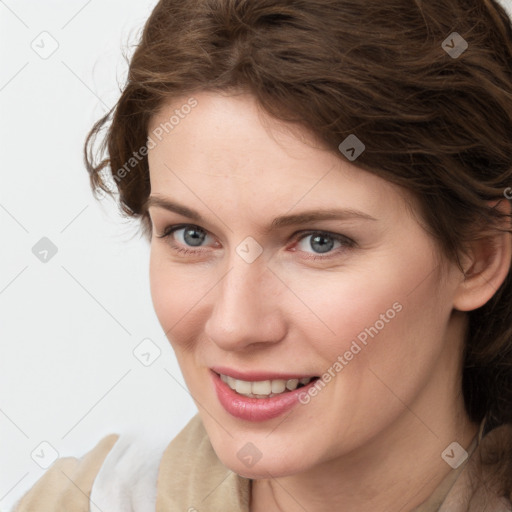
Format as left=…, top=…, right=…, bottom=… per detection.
left=204, top=256, right=287, bottom=352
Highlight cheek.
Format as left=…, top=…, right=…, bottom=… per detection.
left=148, top=246, right=214, bottom=350
left=323, top=261, right=451, bottom=420
left=149, top=249, right=177, bottom=327
left=282, top=265, right=410, bottom=360
left=149, top=248, right=190, bottom=335
left=292, top=244, right=447, bottom=379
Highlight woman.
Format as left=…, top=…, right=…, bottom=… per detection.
left=12, top=0, right=512, bottom=510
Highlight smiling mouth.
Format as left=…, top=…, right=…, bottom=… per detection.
left=216, top=372, right=320, bottom=399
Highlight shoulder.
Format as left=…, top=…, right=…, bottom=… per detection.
left=10, top=416, right=211, bottom=512
left=90, top=426, right=172, bottom=512
left=11, top=433, right=120, bottom=512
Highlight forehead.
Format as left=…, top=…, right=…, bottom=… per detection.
left=146, top=91, right=414, bottom=225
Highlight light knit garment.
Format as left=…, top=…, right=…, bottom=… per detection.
left=11, top=414, right=512, bottom=512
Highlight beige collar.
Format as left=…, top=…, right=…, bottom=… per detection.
left=410, top=418, right=485, bottom=511
left=156, top=414, right=250, bottom=511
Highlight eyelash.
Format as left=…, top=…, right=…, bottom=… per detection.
left=156, top=223, right=356, bottom=261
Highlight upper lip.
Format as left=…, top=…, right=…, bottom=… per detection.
left=211, top=366, right=318, bottom=382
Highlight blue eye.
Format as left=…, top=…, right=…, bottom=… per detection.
left=173, top=226, right=207, bottom=247
left=293, top=231, right=355, bottom=260
left=297, top=233, right=340, bottom=254
left=157, top=224, right=213, bottom=255
left=156, top=224, right=355, bottom=260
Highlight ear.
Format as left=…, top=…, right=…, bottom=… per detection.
left=453, top=199, right=512, bottom=312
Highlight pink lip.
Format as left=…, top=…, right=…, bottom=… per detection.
left=211, top=370, right=319, bottom=422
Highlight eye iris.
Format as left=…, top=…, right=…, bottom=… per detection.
left=184, top=227, right=205, bottom=247
left=310, top=234, right=334, bottom=254
left=177, top=229, right=339, bottom=252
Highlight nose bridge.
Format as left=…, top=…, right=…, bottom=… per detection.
left=205, top=253, right=285, bottom=350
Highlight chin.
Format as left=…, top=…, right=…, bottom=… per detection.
left=210, top=437, right=313, bottom=479
left=224, top=457, right=300, bottom=479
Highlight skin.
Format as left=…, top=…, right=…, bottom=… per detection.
left=146, top=91, right=511, bottom=512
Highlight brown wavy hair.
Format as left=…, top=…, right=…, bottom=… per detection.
left=84, top=0, right=512, bottom=503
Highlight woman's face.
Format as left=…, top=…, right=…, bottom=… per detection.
left=147, top=91, right=465, bottom=478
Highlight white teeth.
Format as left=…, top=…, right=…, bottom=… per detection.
left=271, top=380, right=286, bottom=393
left=220, top=374, right=314, bottom=398
left=252, top=380, right=272, bottom=395
left=235, top=379, right=252, bottom=395
left=286, top=378, right=299, bottom=390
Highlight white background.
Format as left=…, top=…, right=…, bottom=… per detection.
left=1, top=0, right=511, bottom=510
left=0, top=1, right=198, bottom=510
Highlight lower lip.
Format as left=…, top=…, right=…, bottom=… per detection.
left=211, top=371, right=318, bottom=422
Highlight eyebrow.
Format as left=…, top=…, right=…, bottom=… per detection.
left=144, top=195, right=377, bottom=230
